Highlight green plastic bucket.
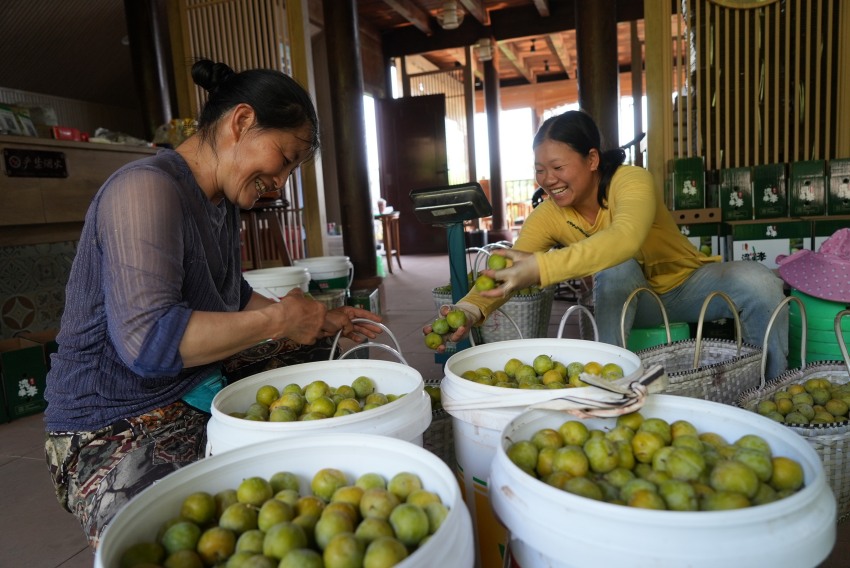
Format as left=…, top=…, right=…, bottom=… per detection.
left=293, top=256, right=353, bottom=293
left=789, top=289, right=850, bottom=365
left=627, top=322, right=690, bottom=352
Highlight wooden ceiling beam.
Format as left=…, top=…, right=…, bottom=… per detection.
left=497, top=40, right=534, bottom=84
left=532, top=0, right=551, bottom=17
left=457, top=0, right=487, bottom=25
left=544, top=34, right=570, bottom=76
left=381, top=0, right=432, bottom=36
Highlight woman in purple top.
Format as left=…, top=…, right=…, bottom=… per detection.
left=44, top=59, right=381, bottom=549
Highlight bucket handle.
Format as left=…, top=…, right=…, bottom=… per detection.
left=329, top=319, right=407, bottom=364
left=557, top=304, right=598, bottom=341
left=756, top=295, right=807, bottom=389
left=338, top=343, right=408, bottom=365
left=346, top=261, right=354, bottom=289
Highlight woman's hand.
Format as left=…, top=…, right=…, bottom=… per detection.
left=422, top=302, right=481, bottom=353
left=478, top=249, right=541, bottom=298
left=271, top=288, right=327, bottom=344
left=321, top=306, right=383, bottom=342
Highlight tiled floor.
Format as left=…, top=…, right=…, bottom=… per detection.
left=1, top=253, right=847, bottom=567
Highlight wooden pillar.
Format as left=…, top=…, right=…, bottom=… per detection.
left=575, top=0, right=620, bottom=149
left=630, top=20, right=645, bottom=167
left=123, top=0, right=176, bottom=140
left=483, top=52, right=511, bottom=241
left=644, top=0, right=674, bottom=198
left=322, top=0, right=379, bottom=288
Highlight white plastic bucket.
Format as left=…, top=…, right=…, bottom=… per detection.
left=293, top=256, right=354, bottom=293
left=490, top=395, right=837, bottom=568
left=243, top=266, right=310, bottom=299
left=96, top=433, right=475, bottom=568
left=207, top=359, right=432, bottom=456
left=441, top=338, right=644, bottom=568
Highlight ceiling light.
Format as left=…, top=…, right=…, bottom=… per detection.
left=437, top=1, right=464, bottom=30
left=476, top=38, right=493, bottom=62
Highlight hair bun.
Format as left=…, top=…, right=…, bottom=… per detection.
left=191, top=59, right=235, bottom=93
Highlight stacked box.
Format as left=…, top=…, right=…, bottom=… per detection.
left=811, top=216, right=850, bottom=250
left=752, top=163, right=788, bottom=219
left=705, top=169, right=721, bottom=209
left=723, top=219, right=811, bottom=269
left=678, top=223, right=723, bottom=258
left=789, top=160, right=827, bottom=217
left=719, top=167, right=754, bottom=221
left=670, top=157, right=706, bottom=210
left=20, top=329, right=59, bottom=370
left=348, top=288, right=381, bottom=315
left=827, top=158, right=850, bottom=215
left=0, top=338, right=48, bottom=420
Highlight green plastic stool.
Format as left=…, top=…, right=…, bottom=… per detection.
left=627, top=322, right=691, bottom=352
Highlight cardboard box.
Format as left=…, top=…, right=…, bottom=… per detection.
left=0, top=338, right=48, bottom=420
left=752, top=163, right=788, bottom=219
left=348, top=288, right=381, bottom=315
left=723, top=219, right=811, bottom=269
left=670, top=157, right=706, bottom=209
left=678, top=223, right=724, bottom=259
left=719, top=167, right=754, bottom=221
left=827, top=158, right=850, bottom=215
left=789, top=160, right=827, bottom=217
left=19, top=329, right=59, bottom=370
left=810, top=216, right=850, bottom=250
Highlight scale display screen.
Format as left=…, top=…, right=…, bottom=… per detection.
left=410, top=182, right=492, bottom=226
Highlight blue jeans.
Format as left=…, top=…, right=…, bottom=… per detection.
left=593, top=259, right=788, bottom=380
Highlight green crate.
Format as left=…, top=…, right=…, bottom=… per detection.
left=723, top=219, right=810, bottom=269
left=0, top=338, right=48, bottom=420
left=677, top=223, right=722, bottom=257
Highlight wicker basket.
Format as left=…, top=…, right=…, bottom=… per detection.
left=630, top=288, right=763, bottom=404
left=431, top=285, right=555, bottom=343
left=737, top=304, right=850, bottom=522
left=422, top=379, right=454, bottom=467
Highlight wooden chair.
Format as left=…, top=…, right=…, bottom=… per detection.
left=240, top=209, right=293, bottom=270
left=378, top=211, right=402, bottom=274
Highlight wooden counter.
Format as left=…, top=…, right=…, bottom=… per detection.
left=0, top=135, right=158, bottom=246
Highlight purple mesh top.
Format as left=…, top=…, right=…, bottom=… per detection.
left=44, top=149, right=252, bottom=432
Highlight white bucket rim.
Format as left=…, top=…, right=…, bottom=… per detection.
left=208, top=360, right=432, bottom=454
left=96, top=433, right=474, bottom=568
left=243, top=267, right=311, bottom=284
left=489, top=395, right=836, bottom=567
left=441, top=338, right=644, bottom=423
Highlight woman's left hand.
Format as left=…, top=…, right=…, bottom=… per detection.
left=320, top=306, right=383, bottom=342
left=478, top=249, right=541, bottom=298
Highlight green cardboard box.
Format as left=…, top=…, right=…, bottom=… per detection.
left=752, top=163, right=788, bottom=219
left=811, top=216, right=850, bottom=250
left=723, top=219, right=811, bottom=269
left=719, top=167, right=754, bottom=221
left=348, top=288, right=381, bottom=315
left=670, top=157, right=706, bottom=210
left=20, top=329, right=59, bottom=370
left=789, top=160, right=827, bottom=217
left=0, top=338, right=48, bottom=420
left=827, top=158, right=850, bottom=215
left=678, top=223, right=723, bottom=259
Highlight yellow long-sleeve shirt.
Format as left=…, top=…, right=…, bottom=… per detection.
left=464, top=165, right=720, bottom=318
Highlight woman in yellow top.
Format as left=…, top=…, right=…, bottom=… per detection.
left=434, top=110, right=788, bottom=379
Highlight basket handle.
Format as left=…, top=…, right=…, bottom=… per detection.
left=757, top=295, right=807, bottom=387
left=557, top=304, right=599, bottom=341
left=329, top=319, right=406, bottom=363
left=692, top=291, right=743, bottom=369
left=619, top=287, right=673, bottom=348
left=836, top=309, right=850, bottom=375
left=471, top=242, right=513, bottom=280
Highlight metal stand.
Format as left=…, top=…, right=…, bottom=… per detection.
left=409, top=183, right=493, bottom=364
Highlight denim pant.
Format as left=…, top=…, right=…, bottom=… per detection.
left=593, top=259, right=788, bottom=380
